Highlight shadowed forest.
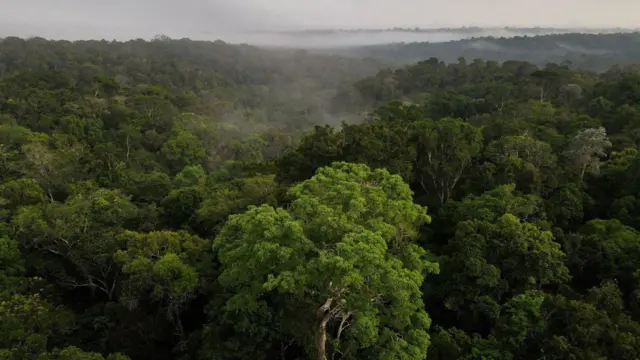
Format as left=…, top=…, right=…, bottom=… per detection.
left=322, top=32, right=640, bottom=71
left=3, top=32, right=640, bottom=360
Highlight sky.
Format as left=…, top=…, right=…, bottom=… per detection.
left=1, top=0, right=639, bottom=42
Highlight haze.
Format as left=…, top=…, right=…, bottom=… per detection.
left=1, top=0, right=639, bottom=45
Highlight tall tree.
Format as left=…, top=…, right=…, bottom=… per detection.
left=564, top=127, right=612, bottom=181
left=413, top=117, right=483, bottom=205
left=212, top=162, right=438, bottom=360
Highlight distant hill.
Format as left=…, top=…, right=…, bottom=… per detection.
left=223, top=27, right=639, bottom=48
left=315, top=32, right=640, bottom=71
left=269, top=26, right=636, bottom=36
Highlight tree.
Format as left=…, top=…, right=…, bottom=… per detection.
left=115, top=230, right=210, bottom=339
left=173, top=165, right=206, bottom=188
left=161, top=128, right=205, bottom=173
left=11, top=187, right=139, bottom=300
left=441, top=214, right=569, bottom=322
left=0, top=177, right=46, bottom=210
left=126, top=86, right=178, bottom=133
left=20, top=138, right=85, bottom=201
left=0, top=293, right=74, bottom=359
left=0, top=237, right=24, bottom=288
left=413, top=117, right=483, bottom=206
left=212, top=162, right=438, bottom=360
left=193, top=174, right=278, bottom=237
left=564, top=219, right=640, bottom=293
left=484, top=135, right=557, bottom=194
left=0, top=122, right=34, bottom=181
left=427, top=185, right=567, bottom=333
left=160, top=186, right=204, bottom=228
left=277, top=125, right=344, bottom=185
left=492, top=291, right=545, bottom=355
left=119, top=170, right=171, bottom=204
left=428, top=291, right=546, bottom=360
left=546, top=184, right=585, bottom=230
left=229, top=134, right=267, bottom=164
left=564, top=127, right=612, bottom=181
left=542, top=285, right=640, bottom=360
left=342, top=122, right=415, bottom=181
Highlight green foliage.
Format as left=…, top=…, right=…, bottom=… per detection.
left=161, top=129, right=206, bottom=172
left=564, top=127, right=612, bottom=181
left=213, top=163, right=437, bottom=360
left=173, top=165, right=206, bottom=188
left=441, top=213, right=568, bottom=317
left=286, top=162, right=431, bottom=253
left=120, top=170, right=172, bottom=203
left=115, top=231, right=209, bottom=338
left=34, top=346, right=130, bottom=360
left=3, top=34, right=640, bottom=360
left=413, top=117, right=483, bottom=205
left=277, top=125, right=344, bottom=184
left=0, top=237, right=24, bottom=288
left=564, top=219, right=640, bottom=293
left=194, top=173, right=278, bottom=236
left=446, top=184, right=546, bottom=225
left=342, top=122, right=415, bottom=181
left=0, top=293, right=74, bottom=359
left=0, top=178, right=46, bottom=210
left=11, top=188, right=139, bottom=299
left=542, top=285, right=640, bottom=360
left=484, top=135, right=558, bottom=194
left=160, top=186, right=205, bottom=228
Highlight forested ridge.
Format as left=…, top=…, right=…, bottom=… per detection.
left=328, top=32, right=640, bottom=71
left=2, top=35, right=640, bottom=360
left=0, top=36, right=384, bottom=132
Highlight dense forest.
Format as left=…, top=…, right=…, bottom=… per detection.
left=0, top=36, right=384, bottom=131
left=2, top=34, right=640, bottom=360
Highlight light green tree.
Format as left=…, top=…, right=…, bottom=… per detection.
left=565, top=127, right=612, bottom=181
left=213, top=162, right=438, bottom=360
left=161, top=128, right=205, bottom=172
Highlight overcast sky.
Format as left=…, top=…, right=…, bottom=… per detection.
left=1, top=0, right=639, bottom=41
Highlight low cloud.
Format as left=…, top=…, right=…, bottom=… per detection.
left=1, top=0, right=638, bottom=41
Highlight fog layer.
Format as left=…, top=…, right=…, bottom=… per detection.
left=1, top=0, right=639, bottom=44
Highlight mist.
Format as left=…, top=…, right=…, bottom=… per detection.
left=2, top=0, right=640, bottom=46
left=208, top=28, right=638, bottom=48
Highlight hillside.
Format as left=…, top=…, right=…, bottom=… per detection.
left=249, top=26, right=637, bottom=47
left=324, top=32, right=640, bottom=71
left=0, top=36, right=385, bottom=131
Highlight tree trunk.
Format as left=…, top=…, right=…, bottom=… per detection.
left=281, top=341, right=292, bottom=360
left=332, top=312, right=352, bottom=360
left=317, top=283, right=335, bottom=360
left=317, top=316, right=329, bottom=360
left=580, top=162, right=588, bottom=181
